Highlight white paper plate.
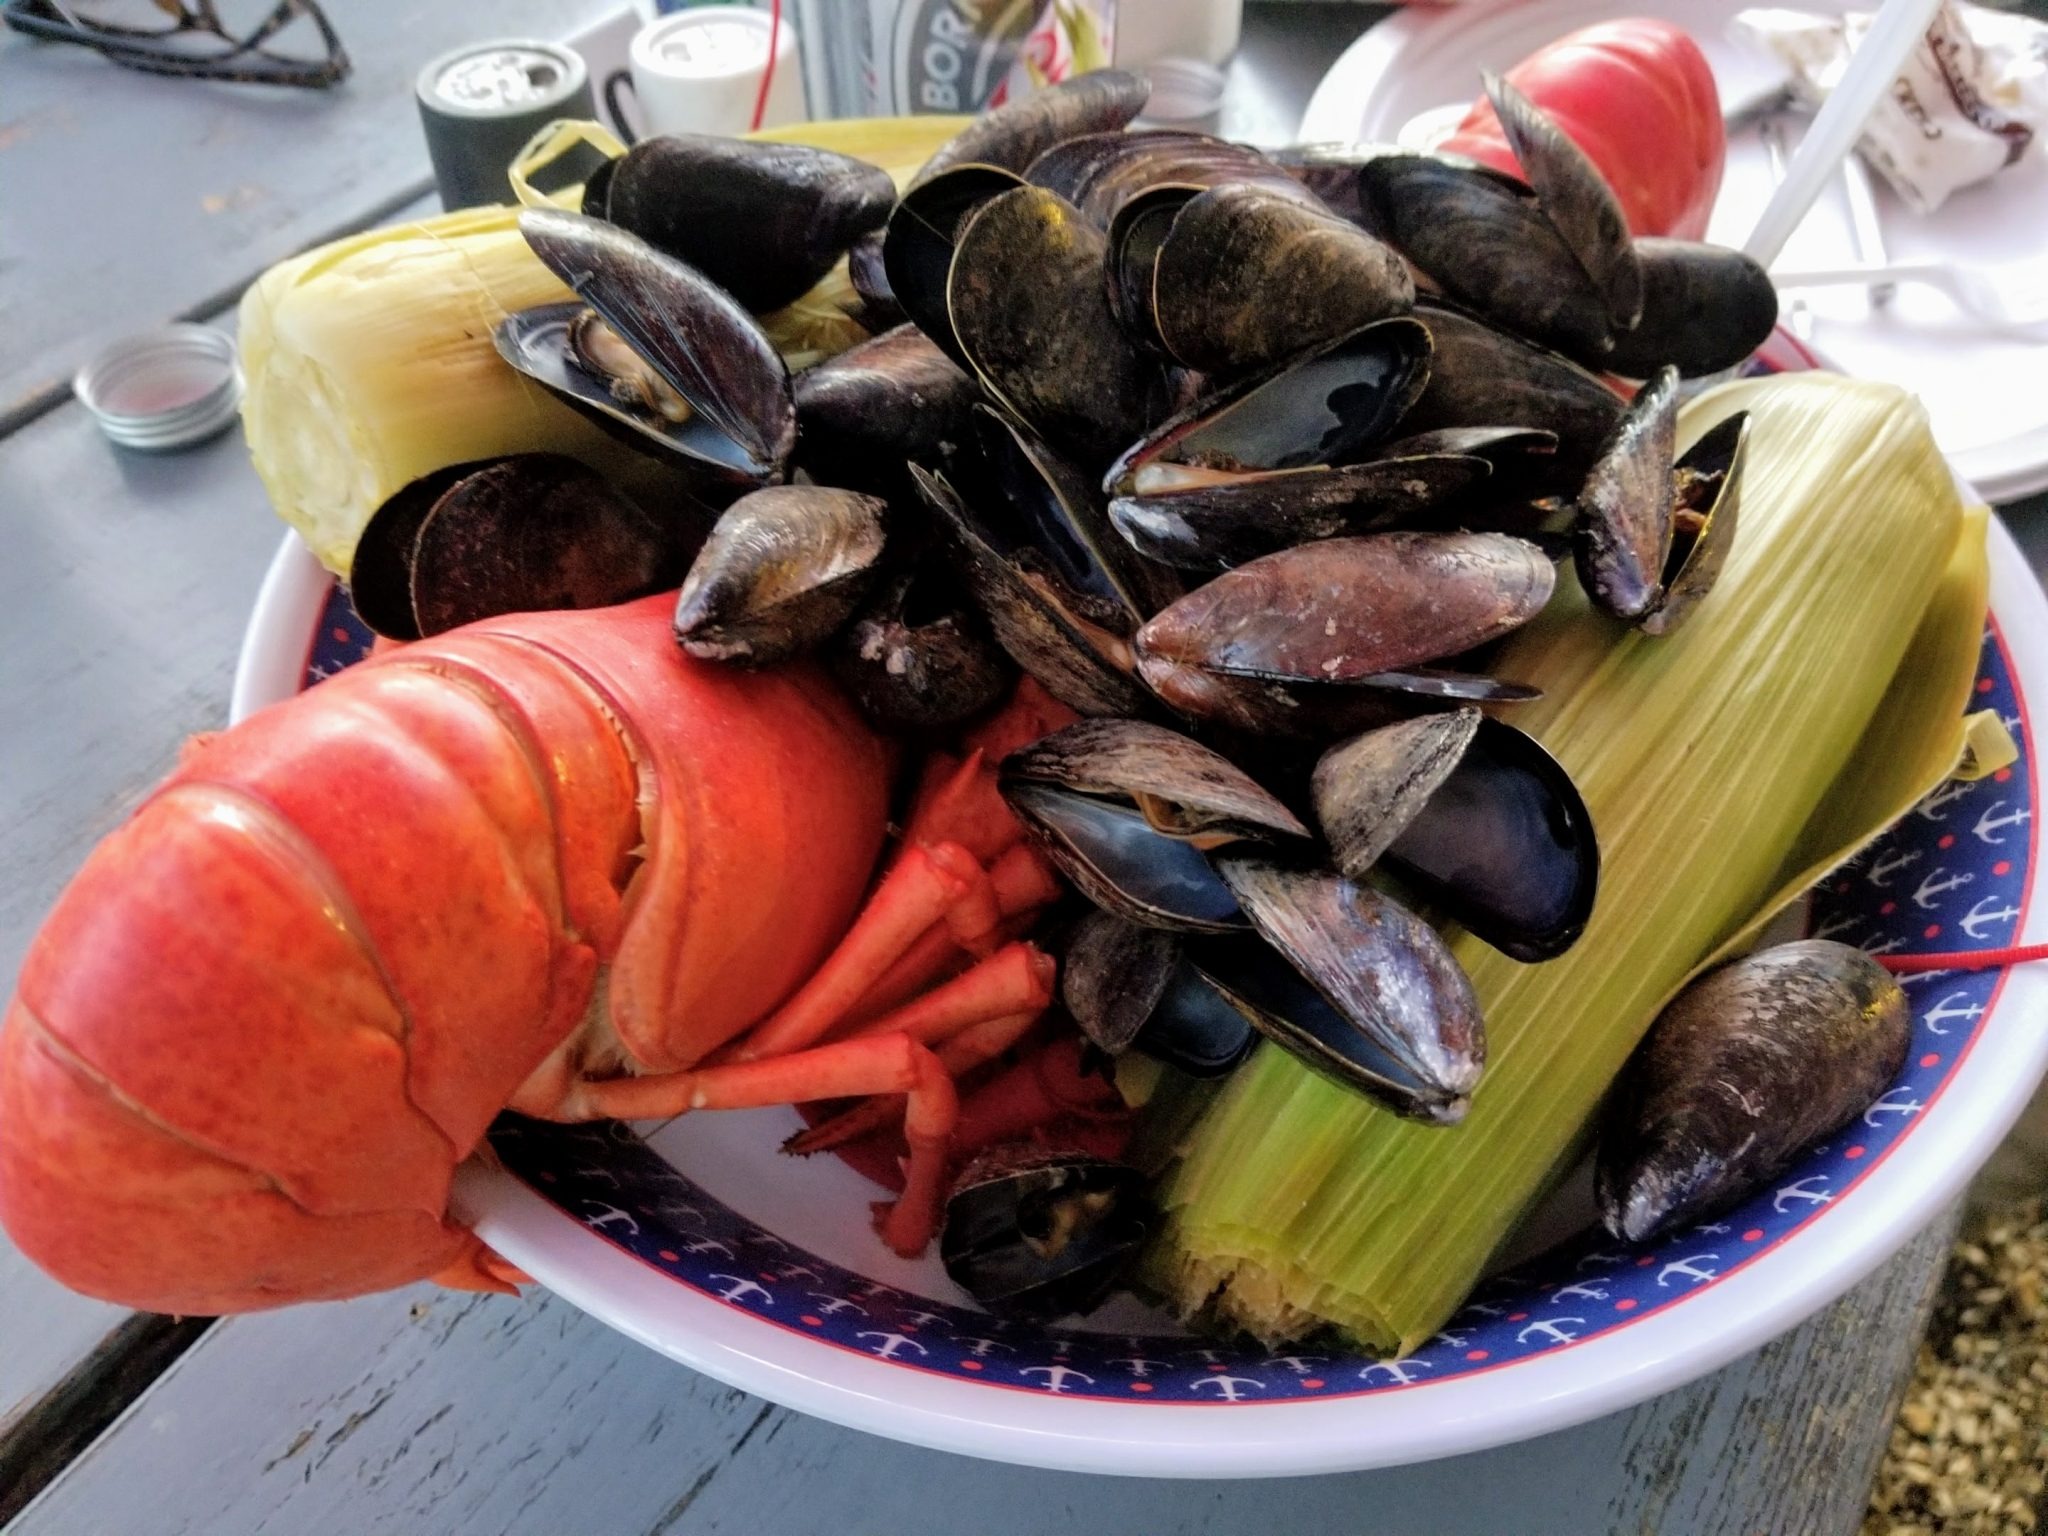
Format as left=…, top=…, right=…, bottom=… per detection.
left=1300, top=0, right=2048, bottom=502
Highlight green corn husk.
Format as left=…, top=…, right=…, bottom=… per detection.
left=1152, top=373, right=2004, bottom=1353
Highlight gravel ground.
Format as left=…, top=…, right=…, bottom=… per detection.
left=1863, top=1197, right=2048, bottom=1536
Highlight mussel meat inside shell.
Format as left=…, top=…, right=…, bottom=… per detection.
left=501, top=209, right=795, bottom=483
left=940, top=1145, right=1154, bottom=1321
left=1205, top=859, right=1486, bottom=1122
left=825, top=564, right=1012, bottom=730
left=1061, top=910, right=1255, bottom=1077
left=588, top=134, right=898, bottom=313
left=1645, top=410, right=1748, bottom=637
left=1576, top=365, right=1680, bottom=622
left=913, top=68, right=1151, bottom=186
left=1596, top=940, right=1910, bottom=1243
left=672, top=485, right=887, bottom=665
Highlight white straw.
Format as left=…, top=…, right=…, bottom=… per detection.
left=1742, top=0, right=1945, bottom=266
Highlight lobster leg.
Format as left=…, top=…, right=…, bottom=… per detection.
left=844, top=942, right=1055, bottom=1046
left=785, top=1008, right=1045, bottom=1156
left=730, top=841, right=993, bottom=1062
left=561, top=1034, right=958, bottom=1256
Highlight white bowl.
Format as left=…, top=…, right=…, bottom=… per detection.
left=233, top=495, right=2048, bottom=1475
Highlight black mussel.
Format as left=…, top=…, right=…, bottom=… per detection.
left=1577, top=372, right=1748, bottom=635
left=1482, top=73, right=1642, bottom=329
left=1381, top=718, right=1598, bottom=961
left=350, top=460, right=481, bottom=640
left=1576, top=365, right=1679, bottom=622
left=672, top=485, right=886, bottom=665
left=913, top=68, right=1151, bottom=186
left=1005, top=717, right=1310, bottom=845
left=1134, top=531, right=1554, bottom=698
left=1312, top=709, right=1482, bottom=878
left=1104, top=182, right=1201, bottom=351
left=911, top=453, right=1153, bottom=717
left=1061, top=911, right=1254, bottom=1076
left=1597, top=941, right=1910, bottom=1243
left=1372, top=425, right=1560, bottom=501
left=940, top=1145, right=1153, bottom=1321
left=882, top=163, right=1027, bottom=370
left=1359, top=153, right=1617, bottom=361
left=1602, top=239, right=1778, bottom=380
left=845, top=228, right=905, bottom=331
left=1108, top=451, right=1489, bottom=572
left=948, top=185, right=1176, bottom=470
left=791, top=324, right=979, bottom=497
left=1265, top=142, right=1417, bottom=227
left=1645, top=410, right=1748, bottom=636
left=999, top=717, right=1306, bottom=930
left=396, top=455, right=690, bottom=639
left=1026, top=129, right=1312, bottom=228
left=1135, top=182, right=1414, bottom=377
left=1103, top=316, right=1434, bottom=497
left=826, top=564, right=1012, bottom=730
left=502, top=210, right=795, bottom=483
left=1133, top=663, right=1538, bottom=742
left=1403, top=300, right=1624, bottom=487
left=587, top=134, right=897, bottom=313
left=1205, top=859, right=1485, bottom=1122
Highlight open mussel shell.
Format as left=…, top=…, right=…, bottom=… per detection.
left=948, top=185, right=1176, bottom=470
left=1596, top=941, right=1909, bottom=1243
left=1000, top=780, right=1246, bottom=932
left=1312, top=708, right=1482, bottom=879
left=791, top=323, right=978, bottom=497
left=1603, top=240, right=1779, bottom=380
left=349, top=460, right=480, bottom=640
left=1382, top=717, right=1598, bottom=962
left=1359, top=153, right=1618, bottom=362
left=911, top=462, right=1153, bottom=717
left=1061, top=911, right=1254, bottom=1076
left=1145, top=182, right=1415, bottom=378
left=1645, top=409, right=1749, bottom=637
left=589, top=134, right=897, bottom=314
left=1135, top=530, right=1555, bottom=692
left=882, top=163, right=1027, bottom=370
left=913, top=68, right=1151, bottom=186
left=504, top=210, right=795, bottom=482
left=1103, top=315, right=1433, bottom=496
left=845, top=229, right=904, bottom=331
left=1004, top=717, right=1310, bottom=845
left=1205, top=859, right=1485, bottom=1122
left=672, top=485, right=886, bottom=666
left=1108, top=451, right=1490, bottom=572
left=1104, top=182, right=1200, bottom=352
left=825, top=563, right=1012, bottom=731
left=1403, top=300, right=1624, bottom=488
left=1139, top=664, right=1538, bottom=742
left=1576, top=366, right=1679, bottom=622
left=940, top=1145, right=1154, bottom=1321
left=1027, top=129, right=1311, bottom=228
left=1482, top=72, right=1643, bottom=329
left=1373, top=425, right=1560, bottom=502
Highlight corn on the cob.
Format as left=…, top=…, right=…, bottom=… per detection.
left=238, top=117, right=968, bottom=576
left=1154, top=373, right=1997, bottom=1353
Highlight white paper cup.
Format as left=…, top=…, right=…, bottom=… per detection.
left=604, top=7, right=805, bottom=142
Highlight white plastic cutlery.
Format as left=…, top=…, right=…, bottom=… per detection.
left=1772, top=260, right=2048, bottom=329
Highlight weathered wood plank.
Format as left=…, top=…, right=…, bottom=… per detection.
left=11, top=1216, right=1955, bottom=1535
left=0, top=0, right=623, bottom=428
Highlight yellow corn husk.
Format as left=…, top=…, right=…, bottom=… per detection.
left=1153, top=372, right=2002, bottom=1355
left=238, top=115, right=970, bottom=576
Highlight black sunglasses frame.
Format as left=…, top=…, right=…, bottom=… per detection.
left=2, top=0, right=350, bottom=88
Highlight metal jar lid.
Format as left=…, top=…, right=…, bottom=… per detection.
left=73, top=323, right=243, bottom=452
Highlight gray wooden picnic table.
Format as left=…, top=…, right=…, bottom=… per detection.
left=1, top=4, right=2039, bottom=1531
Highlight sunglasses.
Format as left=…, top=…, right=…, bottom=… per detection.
left=2, top=0, right=350, bottom=88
